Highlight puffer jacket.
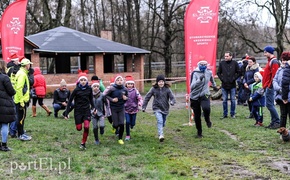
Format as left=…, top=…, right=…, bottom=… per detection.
left=243, top=63, right=259, bottom=85
left=282, top=63, right=290, bottom=102
left=14, top=67, right=30, bottom=104
left=190, top=67, right=217, bottom=100
left=273, top=65, right=285, bottom=101
left=250, top=81, right=265, bottom=107
left=33, top=67, right=46, bottom=97
left=0, top=73, right=16, bottom=123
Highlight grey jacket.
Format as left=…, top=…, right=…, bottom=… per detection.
left=273, top=65, right=284, bottom=101
left=142, top=86, right=176, bottom=114
left=190, top=68, right=217, bottom=100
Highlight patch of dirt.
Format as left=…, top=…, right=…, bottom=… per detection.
left=219, top=129, right=244, bottom=147
left=268, top=158, right=290, bottom=175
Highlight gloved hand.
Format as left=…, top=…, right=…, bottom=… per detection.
left=170, top=102, right=175, bottom=106
left=213, top=87, right=219, bottom=91
left=199, top=74, right=205, bottom=81
left=20, top=102, right=25, bottom=108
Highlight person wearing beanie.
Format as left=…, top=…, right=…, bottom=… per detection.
left=263, top=45, right=281, bottom=129
left=91, top=80, right=107, bottom=145
left=124, top=75, right=143, bottom=141
left=189, top=60, right=218, bottom=138
left=52, top=79, right=74, bottom=118
left=248, top=72, right=265, bottom=127
left=276, top=52, right=290, bottom=128
left=242, top=56, right=260, bottom=118
left=91, top=75, right=105, bottom=92
left=217, top=51, right=240, bottom=119
left=103, top=74, right=128, bottom=145
left=264, top=46, right=275, bottom=54
left=31, top=67, right=52, bottom=117
left=6, top=53, right=21, bottom=88
left=63, top=73, right=94, bottom=150
left=142, top=74, right=176, bottom=142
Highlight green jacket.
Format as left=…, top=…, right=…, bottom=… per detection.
left=14, top=67, right=30, bottom=104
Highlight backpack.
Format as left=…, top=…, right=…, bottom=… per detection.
left=6, top=65, right=20, bottom=88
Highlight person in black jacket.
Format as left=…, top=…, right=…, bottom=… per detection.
left=281, top=60, right=290, bottom=126
left=0, top=60, right=16, bottom=151
left=52, top=79, right=74, bottom=118
left=63, top=73, right=94, bottom=150
left=217, top=51, right=241, bottom=119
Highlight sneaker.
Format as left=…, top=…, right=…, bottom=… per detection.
left=1, top=146, right=12, bottom=151
left=118, top=139, right=124, bottom=145
left=231, top=115, right=236, bottom=119
left=206, top=121, right=212, bottom=128
left=54, top=113, right=58, bottom=118
left=95, top=140, right=100, bottom=145
left=266, top=123, right=280, bottom=129
left=80, top=143, right=86, bottom=150
left=195, top=134, right=203, bottom=138
left=19, top=134, right=32, bottom=141
left=130, top=125, right=134, bottom=129
left=125, top=136, right=130, bottom=141
left=22, top=134, right=32, bottom=138
left=255, top=122, right=263, bottom=127
left=220, top=116, right=228, bottom=119
left=159, top=135, right=165, bottom=142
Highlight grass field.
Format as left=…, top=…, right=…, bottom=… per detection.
left=1, top=98, right=290, bottom=179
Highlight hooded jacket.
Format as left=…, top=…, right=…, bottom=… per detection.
left=14, top=67, right=30, bottom=104
left=0, top=72, right=16, bottom=123
left=33, top=67, right=46, bottom=97
left=190, top=67, right=217, bottom=100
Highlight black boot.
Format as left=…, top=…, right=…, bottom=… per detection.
left=1, top=142, right=11, bottom=151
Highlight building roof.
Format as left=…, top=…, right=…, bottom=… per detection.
left=26, top=26, right=150, bottom=54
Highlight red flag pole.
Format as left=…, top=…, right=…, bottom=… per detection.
left=1, top=0, right=28, bottom=62
left=184, top=0, right=220, bottom=125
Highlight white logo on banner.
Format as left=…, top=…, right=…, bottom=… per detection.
left=193, top=7, right=216, bottom=23
left=6, top=17, right=23, bottom=34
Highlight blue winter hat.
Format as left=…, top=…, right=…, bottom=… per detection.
left=264, top=46, right=275, bottom=54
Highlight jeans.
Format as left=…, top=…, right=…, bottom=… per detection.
left=0, top=123, right=9, bottom=143
left=9, top=106, right=17, bottom=136
left=154, top=112, right=167, bottom=136
left=53, top=103, right=74, bottom=117
left=265, top=88, right=280, bottom=125
left=222, top=88, right=236, bottom=117
left=125, top=113, right=137, bottom=136
left=252, top=106, right=263, bottom=123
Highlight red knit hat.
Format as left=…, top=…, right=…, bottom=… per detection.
left=77, top=70, right=88, bottom=82
left=125, top=75, right=135, bottom=84
left=91, top=80, right=100, bottom=87
left=9, top=53, right=19, bottom=61
left=110, top=77, right=115, bottom=85
left=114, top=74, right=123, bottom=83
left=18, top=55, right=25, bottom=62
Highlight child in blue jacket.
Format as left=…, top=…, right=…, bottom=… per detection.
left=249, top=72, right=265, bottom=126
